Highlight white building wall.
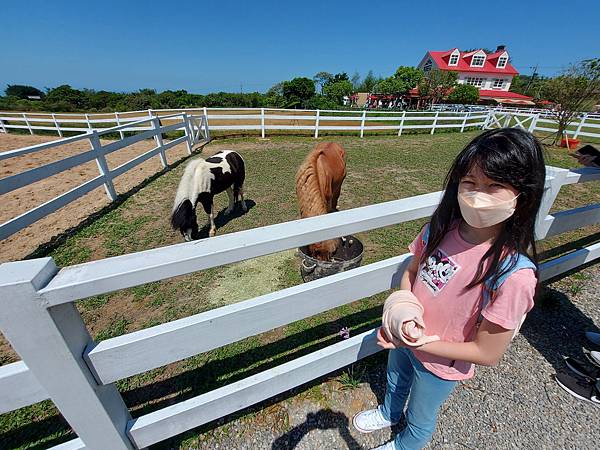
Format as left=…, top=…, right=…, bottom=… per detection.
left=456, top=73, right=513, bottom=91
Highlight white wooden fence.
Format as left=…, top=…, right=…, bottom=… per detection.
left=485, top=110, right=600, bottom=140
left=0, top=108, right=488, bottom=138
left=0, top=163, right=599, bottom=449
left=2, top=107, right=600, bottom=142
left=0, top=113, right=209, bottom=241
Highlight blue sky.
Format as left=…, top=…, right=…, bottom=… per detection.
left=1, top=0, right=598, bottom=94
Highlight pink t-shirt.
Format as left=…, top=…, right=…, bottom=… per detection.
left=407, top=223, right=536, bottom=381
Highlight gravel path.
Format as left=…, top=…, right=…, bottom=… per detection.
left=168, top=261, right=600, bottom=450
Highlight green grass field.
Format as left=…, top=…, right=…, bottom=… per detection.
left=1, top=131, right=599, bottom=449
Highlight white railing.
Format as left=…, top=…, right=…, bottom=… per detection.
left=484, top=110, right=600, bottom=140
left=0, top=113, right=209, bottom=241
left=0, top=108, right=488, bottom=138
left=3, top=107, right=600, bottom=142
left=0, top=164, right=599, bottom=449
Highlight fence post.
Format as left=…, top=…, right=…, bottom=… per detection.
left=23, top=113, right=34, bottom=135
left=261, top=108, right=266, bottom=138
left=535, top=167, right=569, bottom=239
left=397, top=111, right=406, bottom=136
left=85, top=113, right=93, bottom=132
left=51, top=113, right=63, bottom=137
left=152, top=117, right=168, bottom=168
left=0, top=116, right=6, bottom=133
left=0, top=259, right=135, bottom=450
left=430, top=111, right=439, bottom=135
left=460, top=111, right=469, bottom=132
left=360, top=110, right=366, bottom=138
left=203, top=115, right=211, bottom=141
left=203, top=106, right=209, bottom=131
left=182, top=113, right=194, bottom=154
left=115, top=112, right=125, bottom=140
left=503, top=113, right=512, bottom=127
left=90, top=131, right=117, bottom=202
left=573, top=113, right=588, bottom=139
left=482, top=111, right=492, bottom=129
left=314, top=109, right=320, bottom=138
left=528, top=113, right=540, bottom=133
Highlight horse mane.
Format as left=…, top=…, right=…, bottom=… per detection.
left=295, top=149, right=328, bottom=218
left=172, top=158, right=213, bottom=211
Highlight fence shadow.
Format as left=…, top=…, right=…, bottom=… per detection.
left=24, top=141, right=210, bottom=261
left=520, top=271, right=600, bottom=374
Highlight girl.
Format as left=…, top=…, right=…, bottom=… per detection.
left=353, top=128, right=546, bottom=450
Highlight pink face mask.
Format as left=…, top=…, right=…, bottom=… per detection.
left=458, top=190, right=519, bottom=228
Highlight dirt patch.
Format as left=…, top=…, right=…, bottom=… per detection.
left=0, top=133, right=193, bottom=262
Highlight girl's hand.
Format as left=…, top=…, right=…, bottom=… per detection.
left=376, top=327, right=399, bottom=349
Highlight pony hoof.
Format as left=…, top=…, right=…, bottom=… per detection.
left=209, top=229, right=216, bottom=237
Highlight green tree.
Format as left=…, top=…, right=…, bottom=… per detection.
left=357, top=70, right=379, bottom=92
left=418, top=70, right=458, bottom=105
left=331, top=72, right=349, bottom=83
left=282, top=77, right=316, bottom=108
left=392, top=66, right=423, bottom=91
left=45, top=85, right=87, bottom=109
left=5, top=84, right=44, bottom=99
left=313, top=72, right=333, bottom=94
left=351, top=72, right=361, bottom=90
left=323, top=80, right=353, bottom=104
left=510, top=74, right=548, bottom=99
left=375, top=67, right=423, bottom=95
left=447, top=84, right=480, bottom=104
left=541, top=58, right=600, bottom=144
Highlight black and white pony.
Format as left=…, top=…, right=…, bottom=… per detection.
left=171, top=150, right=247, bottom=240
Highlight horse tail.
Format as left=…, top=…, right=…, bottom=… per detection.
left=295, top=149, right=327, bottom=218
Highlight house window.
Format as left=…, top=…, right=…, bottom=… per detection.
left=471, top=55, right=485, bottom=67
left=492, top=78, right=505, bottom=89
left=423, top=59, right=432, bottom=72
left=497, top=56, right=508, bottom=68
left=449, top=53, right=459, bottom=66
left=466, top=77, right=484, bottom=87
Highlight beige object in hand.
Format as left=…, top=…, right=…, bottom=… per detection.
left=382, top=290, right=440, bottom=347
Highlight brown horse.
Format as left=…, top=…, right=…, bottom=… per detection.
left=295, top=142, right=347, bottom=260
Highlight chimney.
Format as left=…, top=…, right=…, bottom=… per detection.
left=496, top=45, right=506, bottom=52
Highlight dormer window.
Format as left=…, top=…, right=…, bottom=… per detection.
left=448, top=50, right=460, bottom=66
left=471, top=54, right=485, bottom=67
left=497, top=55, right=508, bottom=68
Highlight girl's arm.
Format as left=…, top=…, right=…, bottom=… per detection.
left=377, top=319, right=513, bottom=366
left=399, top=255, right=419, bottom=291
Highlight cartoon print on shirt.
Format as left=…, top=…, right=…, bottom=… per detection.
left=419, top=248, right=461, bottom=294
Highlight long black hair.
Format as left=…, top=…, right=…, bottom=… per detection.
left=422, top=127, right=546, bottom=296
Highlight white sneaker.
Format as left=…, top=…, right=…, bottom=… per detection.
left=586, top=331, right=600, bottom=347
left=352, top=405, right=396, bottom=433
left=371, top=441, right=397, bottom=450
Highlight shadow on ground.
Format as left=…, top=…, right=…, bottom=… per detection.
left=193, top=199, right=257, bottom=240
left=271, top=409, right=361, bottom=450
left=23, top=141, right=210, bottom=261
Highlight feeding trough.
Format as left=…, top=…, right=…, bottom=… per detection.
left=298, top=235, right=364, bottom=282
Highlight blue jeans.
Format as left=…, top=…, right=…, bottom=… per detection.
left=381, top=347, right=457, bottom=450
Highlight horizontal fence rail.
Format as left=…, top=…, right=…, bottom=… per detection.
left=0, top=113, right=209, bottom=241
left=1, top=107, right=600, bottom=142
left=0, top=161, right=599, bottom=449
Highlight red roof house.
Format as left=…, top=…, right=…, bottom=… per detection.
left=417, top=46, right=535, bottom=105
